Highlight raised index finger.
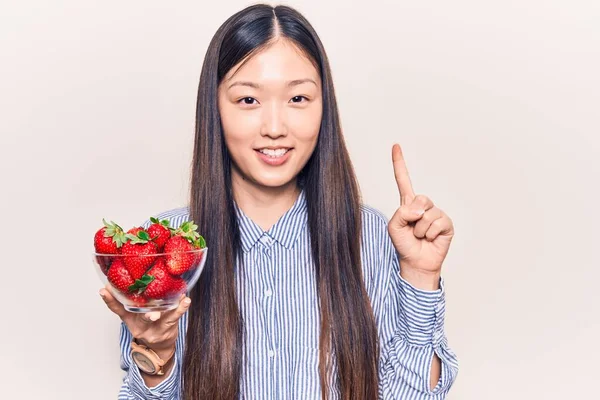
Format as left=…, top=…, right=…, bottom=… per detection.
left=392, top=144, right=415, bottom=205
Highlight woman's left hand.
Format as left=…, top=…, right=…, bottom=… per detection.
left=388, top=144, right=455, bottom=287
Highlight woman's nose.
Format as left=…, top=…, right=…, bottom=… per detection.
left=260, top=103, right=287, bottom=138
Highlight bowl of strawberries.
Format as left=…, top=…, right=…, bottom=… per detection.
left=93, top=217, right=208, bottom=313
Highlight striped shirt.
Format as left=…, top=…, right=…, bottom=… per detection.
left=117, top=191, right=459, bottom=399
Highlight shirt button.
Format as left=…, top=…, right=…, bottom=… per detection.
left=260, top=235, right=274, bottom=246
left=268, top=350, right=275, bottom=357
left=265, top=289, right=272, bottom=297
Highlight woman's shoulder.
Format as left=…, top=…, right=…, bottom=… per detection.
left=359, top=203, right=394, bottom=253
left=360, top=204, right=390, bottom=234
left=140, top=206, right=191, bottom=229
left=359, top=204, right=396, bottom=296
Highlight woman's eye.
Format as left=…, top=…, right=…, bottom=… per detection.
left=290, top=96, right=308, bottom=103
left=239, top=97, right=257, bottom=105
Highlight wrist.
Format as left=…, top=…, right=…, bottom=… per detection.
left=135, top=338, right=176, bottom=363
left=400, top=265, right=441, bottom=291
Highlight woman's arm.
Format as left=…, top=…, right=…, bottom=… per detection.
left=378, top=270, right=458, bottom=398
left=117, top=318, right=185, bottom=399
left=396, top=268, right=443, bottom=390
left=99, top=291, right=190, bottom=400
left=374, top=235, right=459, bottom=399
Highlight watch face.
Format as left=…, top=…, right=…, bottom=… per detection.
left=132, top=351, right=157, bottom=374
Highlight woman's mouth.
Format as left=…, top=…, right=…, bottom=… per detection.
left=255, top=147, right=293, bottom=166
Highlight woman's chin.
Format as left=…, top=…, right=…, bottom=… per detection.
left=253, top=174, right=298, bottom=189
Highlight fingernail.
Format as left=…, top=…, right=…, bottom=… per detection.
left=183, top=298, right=191, bottom=305
left=149, top=313, right=160, bottom=321
left=99, top=289, right=106, bottom=298
left=413, top=209, right=425, bottom=216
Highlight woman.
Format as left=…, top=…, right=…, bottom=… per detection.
left=100, top=4, right=459, bottom=399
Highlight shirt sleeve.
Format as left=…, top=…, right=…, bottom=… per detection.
left=376, top=228, right=459, bottom=399
left=117, top=316, right=186, bottom=400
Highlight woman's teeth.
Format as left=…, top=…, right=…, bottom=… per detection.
left=259, top=148, right=288, bottom=157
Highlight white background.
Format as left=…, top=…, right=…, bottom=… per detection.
left=1, top=0, right=599, bottom=398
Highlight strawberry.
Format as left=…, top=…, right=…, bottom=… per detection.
left=168, top=278, right=188, bottom=297
left=127, top=292, right=148, bottom=307
left=95, top=254, right=113, bottom=276
left=164, top=221, right=206, bottom=276
left=122, top=229, right=158, bottom=280
left=144, top=259, right=177, bottom=299
left=107, top=258, right=134, bottom=294
left=94, top=219, right=127, bottom=254
left=164, top=236, right=200, bottom=276
left=127, top=227, right=145, bottom=236
left=147, top=217, right=172, bottom=252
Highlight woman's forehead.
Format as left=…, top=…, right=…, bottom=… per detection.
left=224, top=39, right=320, bottom=87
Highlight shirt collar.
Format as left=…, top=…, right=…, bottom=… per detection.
left=235, top=190, right=308, bottom=253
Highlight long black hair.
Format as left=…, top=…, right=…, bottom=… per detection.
left=187, top=4, right=379, bottom=399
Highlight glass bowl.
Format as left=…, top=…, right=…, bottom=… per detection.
left=93, top=248, right=207, bottom=313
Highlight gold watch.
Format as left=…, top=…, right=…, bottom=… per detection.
left=131, top=340, right=173, bottom=376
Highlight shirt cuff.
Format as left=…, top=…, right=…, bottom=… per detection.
left=397, top=272, right=446, bottom=347
left=127, top=348, right=181, bottom=399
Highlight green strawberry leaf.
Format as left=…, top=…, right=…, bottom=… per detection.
left=150, top=217, right=159, bottom=224
left=125, top=233, right=138, bottom=241
left=128, top=274, right=155, bottom=293
left=160, top=219, right=170, bottom=227
left=114, top=233, right=127, bottom=247
left=102, top=219, right=125, bottom=239
left=197, top=235, right=206, bottom=248
left=138, top=231, right=150, bottom=241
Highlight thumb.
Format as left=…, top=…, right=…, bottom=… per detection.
left=390, top=205, right=425, bottom=229
left=163, top=295, right=192, bottom=327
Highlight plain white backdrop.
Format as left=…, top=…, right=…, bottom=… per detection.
left=1, top=0, right=598, bottom=398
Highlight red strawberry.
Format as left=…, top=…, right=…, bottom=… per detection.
left=147, top=217, right=172, bottom=252
left=127, top=292, right=148, bottom=307
left=95, top=254, right=114, bottom=276
left=127, top=227, right=144, bottom=236
left=107, top=258, right=134, bottom=294
left=168, top=278, right=187, bottom=297
left=163, top=235, right=200, bottom=276
left=144, top=259, right=177, bottom=299
left=122, top=229, right=158, bottom=280
left=94, top=219, right=127, bottom=254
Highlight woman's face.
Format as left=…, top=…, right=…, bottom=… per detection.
left=218, top=39, right=323, bottom=192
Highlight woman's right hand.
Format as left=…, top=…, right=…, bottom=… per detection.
left=99, top=284, right=191, bottom=367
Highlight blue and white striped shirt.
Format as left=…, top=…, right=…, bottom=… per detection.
left=118, top=191, right=459, bottom=399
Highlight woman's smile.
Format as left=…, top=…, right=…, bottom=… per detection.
left=254, top=147, right=293, bottom=166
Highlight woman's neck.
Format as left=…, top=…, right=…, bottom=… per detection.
left=231, top=172, right=301, bottom=232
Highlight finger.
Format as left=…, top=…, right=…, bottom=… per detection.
left=163, top=296, right=192, bottom=327
left=409, top=195, right=434, bottom=213
left=425, top=216, right=453, bottom=241
left=99, top=286, right=127, bottom=319
left=389, top=205, right=425, bottom=230
left=414, top=208, right=443, bottom=238
left=425, top=214, right=454, bottom=241
left=392, top=144, right=416, bottom=205
left=140, top=311, right=162, bottom=324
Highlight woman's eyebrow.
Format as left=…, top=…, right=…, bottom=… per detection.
left=287, top=78, right=317, bottom=87
left=228, top=81, right=260, bottom=89
left=228, top=78, right=317, bottom=90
